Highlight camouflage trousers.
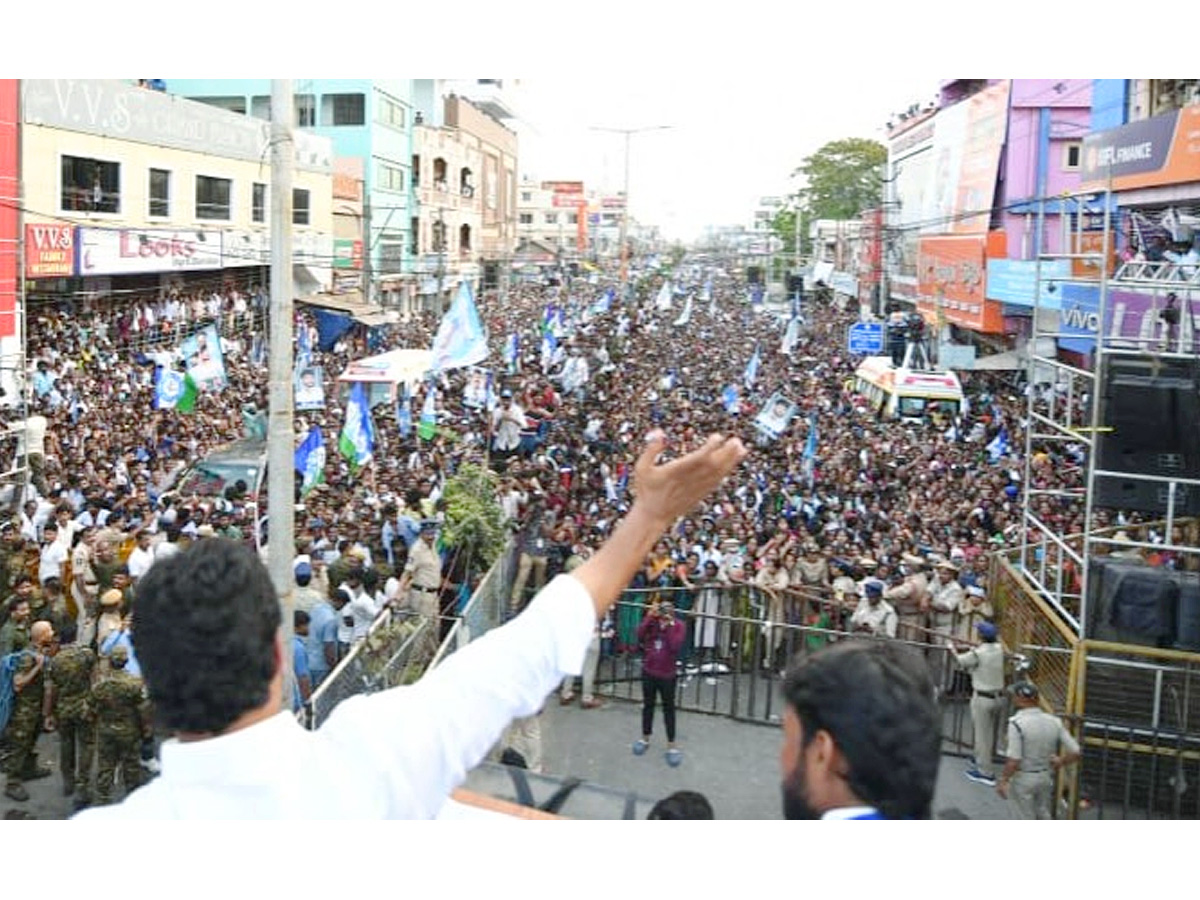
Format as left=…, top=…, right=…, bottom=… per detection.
left=58, top=714, right=95, bottom=801
left=94, top=731, right=142, bottom=805
left=1, top=707, right=42, bottom=785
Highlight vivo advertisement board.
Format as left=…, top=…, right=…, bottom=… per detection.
left=985, top=258, right=1070, bottom=309
left=1057, top=283, right=1200, bottom=356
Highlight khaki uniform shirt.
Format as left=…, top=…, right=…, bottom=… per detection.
left=1006, top=707, right=1080, bottom=774
left=953, top=641, right=1005, bottom=693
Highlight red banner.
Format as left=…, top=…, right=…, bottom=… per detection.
left=25, top=223, right=75, bottom=278
left=0, top=80, right=19, bottom=339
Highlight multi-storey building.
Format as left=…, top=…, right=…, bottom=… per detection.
left=168, top=79, right=413, bottom=307
left=411, top=82, right=518, bottom=310
left=20, top=79, right=334, bottom=307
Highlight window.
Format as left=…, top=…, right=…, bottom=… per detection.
left=520, top=191, right=532, bottom=203
left=293, top=188, right=310, bottom=226
left=1063, top=142, right=1082, bottom=170
left=192, top=95, right=246, bottom=115
left=61, top=155, right=120, bottom=213
left=252, top=183, right=266, bottom=223
left=377, top=95, right=407, bottom=130
left=195, top=175, right=232, bottom=221
left=544, top=213, right=558, bottom=225
left=519, top=213, right=533, bottom=225
left=148, top=168, right=170, bottom=217
left=378, top=162, right=405, bottom=192
left=432, top=220, right=447, bottom=253
left=295, top=94, right=316, bottom=128
left=321, top=93, right=365, bottom=126
left=459, top=224, right=472, bottom=252
left=250, top=95, right=271, bottom=120
left=568, top=213, right=578, bottom=225
left=411, top=155, right=421, bottom=187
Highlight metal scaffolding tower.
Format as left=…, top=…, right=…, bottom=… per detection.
left=1021, top=187, right=1200, bottom=637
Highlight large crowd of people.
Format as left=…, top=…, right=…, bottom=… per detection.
left=0, top=256, right=1178, bottom=811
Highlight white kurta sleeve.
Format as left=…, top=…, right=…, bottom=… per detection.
left=317, top=573, right=597, bottom=818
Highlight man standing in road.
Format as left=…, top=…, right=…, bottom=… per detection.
left=89, top=643, right=152, bottom=806
left=45, top=620, right=97, bottom=809
left=948, top=621, right=1006, bottom=787
left=997, top=682, right=1081, bottom=819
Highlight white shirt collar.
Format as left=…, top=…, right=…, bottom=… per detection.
left=821, top=806, right=879, bottom=820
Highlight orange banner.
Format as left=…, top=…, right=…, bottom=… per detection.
left=917, top=233, right=1005, bottom=334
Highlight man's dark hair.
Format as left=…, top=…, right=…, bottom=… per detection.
left=133, top=538, right=280, bottom=734
left=782, top=641, right=940, bottom=820
left=59, top=620, right=78, bottom=644
left=647, top=790, right=715, bottom=820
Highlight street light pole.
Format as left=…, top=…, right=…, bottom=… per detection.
left=590, top=124, right=672, bottom=302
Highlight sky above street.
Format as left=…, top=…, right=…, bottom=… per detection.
left=509, top=74, right=937, bottom=242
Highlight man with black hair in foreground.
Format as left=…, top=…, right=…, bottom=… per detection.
left=74, top=430, right=747, bottom=819
left=779, top=641, right=941, bottom=819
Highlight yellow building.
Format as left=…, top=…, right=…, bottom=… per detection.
left=21, top=79, right=334, bottom=298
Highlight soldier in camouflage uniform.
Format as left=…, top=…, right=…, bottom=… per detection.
left=2, top=621, right=54, bottom=802
left=0, top=521, right=25, bottom=618
left=45, top=620, right=96, bottom=807
left=88, top=643, right=151, bottom=805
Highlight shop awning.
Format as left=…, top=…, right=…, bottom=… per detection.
left=299, top=292, right=398, bottom=328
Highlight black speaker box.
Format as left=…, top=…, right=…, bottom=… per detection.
left=1094, top=356, right=1200, bottom=516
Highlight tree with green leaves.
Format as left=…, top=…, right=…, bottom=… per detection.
left=773, top=138, right=886, bottom=256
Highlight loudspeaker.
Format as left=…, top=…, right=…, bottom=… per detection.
left=1094, top=356, right=1200, bottom=516
left=1087, top=559, right=1179, bottom=647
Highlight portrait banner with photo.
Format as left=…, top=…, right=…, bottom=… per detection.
left=754, top=391, right=797, bottom=440
left=179, top=324, right=227, bottom=392
left=462, top=366, right=492, bottom=409
left=294, top=365, right=326, bottom=411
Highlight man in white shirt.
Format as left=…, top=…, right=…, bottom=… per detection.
left=125, top=530, right=156, bottom=582
left=74, top=429, right=747, bottom=819
left=491, top=390, right=524, bottom=456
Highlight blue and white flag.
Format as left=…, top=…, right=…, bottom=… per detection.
left=504, top=333, right=520, bottom=374
left=803, top=413, right=819, bottom=461
left=396, top=383, right=412, bottom=439
left=986, top=426, right=1010, bottom=463
left=655, top=280, right=673, bottom=311
left=743, top=343, right=761, bottom=389
left=417, top=385, right=438, bottom=441
left=429, top=281, right=489, bottom=373
left=781, top=316, right=800, bottom=355
left=338, top=382, right=375, bottom=471
left=154, top=368, right=186, bottom=410
left=541, top=330, right=558, bottom=373
left=297, top=321, right=312, bottom=369
left=293, top=425, right=326, bottom=496
left=722, top=384, right=740, bottom=414
left=672, top=294, right=693, bottom=328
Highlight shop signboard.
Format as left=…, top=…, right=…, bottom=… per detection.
left=1080, top=104, right=1200, bottom=192
left=79, top=227, right=222, bottom=275
left=916, top=234, right=1005, bottom=333
left=1057, top=283, right=1200, bottom=355
left=25, top=223, right=76, bottom=278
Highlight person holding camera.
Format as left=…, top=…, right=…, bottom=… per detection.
left=632, top=597, right=687, bottom=767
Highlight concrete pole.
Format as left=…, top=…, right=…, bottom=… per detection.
left=268, top=80, right=296, bottom=711
left=619, top=130, right=630, bottom=299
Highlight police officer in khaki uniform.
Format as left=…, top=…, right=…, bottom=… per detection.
left=398, top=521, right=442, bottom=659
left=885, top=554, right=930, bottom=643
left=997, top=682, right=1081, bottom=819
left=948, top=621, right=1006, bottom=786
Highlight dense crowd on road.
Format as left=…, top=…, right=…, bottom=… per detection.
left=1, top=257, right=1179, bottom=811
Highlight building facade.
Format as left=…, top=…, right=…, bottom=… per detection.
left=411, top=85, right=519, bottom=310
left=167, top=79, right=413, bottom=306
left=20, top=79, right=334, bottom=306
